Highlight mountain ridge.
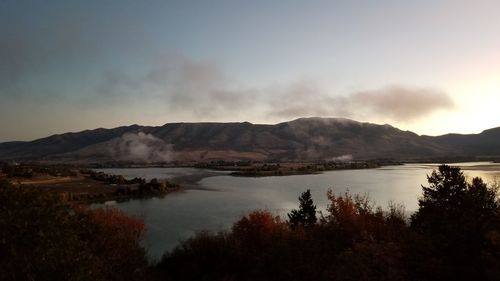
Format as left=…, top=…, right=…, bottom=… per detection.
left=1, top=118, right=499, bottom=163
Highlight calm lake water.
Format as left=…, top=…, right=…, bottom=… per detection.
left=96, top=162, right=500, bottom=260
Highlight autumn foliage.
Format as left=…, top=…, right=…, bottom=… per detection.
left=0, top=183, right=150, bottom=281
left=232, top=210, right=284, bottom=239
left=90, top=207, right=145, bottom=243
left=2, top=164, right=500, bottom=281
left=76, top=207, right=149, bottom=281
left=158, top=192, right=409, bottom=280
left=158, top=165, right=500, bottom=281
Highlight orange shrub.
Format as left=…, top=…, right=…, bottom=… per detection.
left=232, top=210, right=283, bottom=237
left=91, top=207, right=145, bottom=243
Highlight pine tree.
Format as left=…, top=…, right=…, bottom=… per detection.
left=410, top=164, right=499, bottom=280
left=288, top=189, right=317, bottom=228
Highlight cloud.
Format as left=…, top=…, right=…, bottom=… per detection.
left=266, top=80, right=339, bottom=118
left=1, top=22, right=455, bottom=136
left=349, top=86, right=455, bottom=122
left=330, top=154, right=354, bottom=162
left=98, top=56, right=454, bottom=124
left=0, top=1, right=454, bottom=125
left=111, top=132, right=173, bottom=163
left=266, top=83, right=454, bottom=123
left=0, top=4, right=148, bottom=101
left=0, top=15, right=92, bottom=92
left=97, top=54, right=260, bottom=118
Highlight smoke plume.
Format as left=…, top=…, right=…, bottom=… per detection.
left=330, top=154, right=354, bottom=162
left=111, top=132, right=173, bottom=163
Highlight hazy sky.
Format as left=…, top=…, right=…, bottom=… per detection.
left=2, top=0, right=500, bottom=141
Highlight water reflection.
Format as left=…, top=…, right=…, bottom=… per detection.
left=96, top=162, right=500, bottom=260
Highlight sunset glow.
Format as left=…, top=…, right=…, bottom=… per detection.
left=2, top=0, right=500, bottom=141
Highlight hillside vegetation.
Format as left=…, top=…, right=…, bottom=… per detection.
left=2, top=118, right=500, bottom=162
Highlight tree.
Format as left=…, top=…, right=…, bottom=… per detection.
left=0, top=182, right=150, bottom=281
left=410, top=164, right=500, bottom=280
left=288, top=189, right=317, bottom=228
left=79, top=207, right=149, bottom=281
left=412, top=165, right=498, bottom=234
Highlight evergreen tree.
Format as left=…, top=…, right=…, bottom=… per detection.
left=410, top=164, right=500, bottom=280
left=288, top=189, right=317, bottom=228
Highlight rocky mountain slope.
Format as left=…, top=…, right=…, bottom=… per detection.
left=1, top=118, right=498, bottom=163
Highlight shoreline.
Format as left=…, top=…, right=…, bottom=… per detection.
left=4, top=161, right=499, bottom=205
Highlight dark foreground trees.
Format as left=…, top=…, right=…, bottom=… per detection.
left=0, top=182, right=150, bottom=281
left=410, top=165, right=500, bottom=280
left=157, top=165, right=500, bottom=281
left=2, top=164, right=500, bottom=280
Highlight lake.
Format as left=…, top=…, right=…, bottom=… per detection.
left=96, top=162, right=500, bottom=260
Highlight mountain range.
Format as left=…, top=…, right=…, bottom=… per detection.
left=1, top=117, right=500, bottom=163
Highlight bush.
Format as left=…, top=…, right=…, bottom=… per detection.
left=158, top=192, right=408, bottom=281
left=0, top=182, right=150, bottom=281
left=157, top=165, right=500, bottom=281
